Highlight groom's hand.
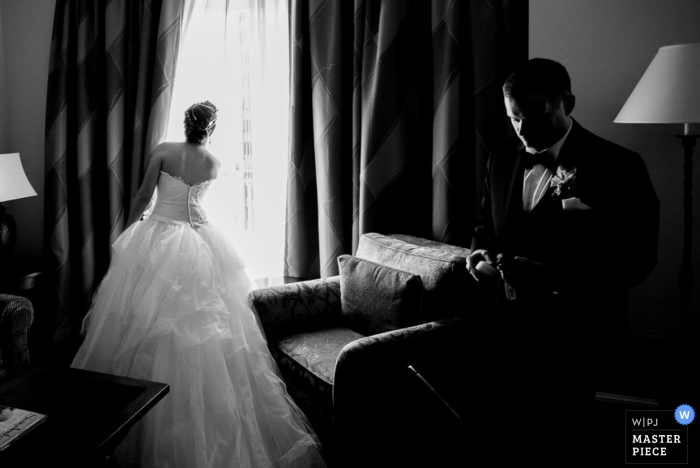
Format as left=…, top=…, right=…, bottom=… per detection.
left=498, top=256, right=554, bottom=293
left=467, top=249, right=498, bottom=282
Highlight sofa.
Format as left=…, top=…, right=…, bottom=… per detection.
left=0, top=294, right=34, bottom=383
left=250, top=233, right=484, bottom=466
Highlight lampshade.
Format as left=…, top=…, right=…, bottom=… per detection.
left=0, top=153, right=37, bottom=203
left=614, top=43, right=700, bottom=125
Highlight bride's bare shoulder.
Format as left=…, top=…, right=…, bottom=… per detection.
left=199, top=148, right=221, bottom=173
left=154, top=141, right=187, bottom=152
left=207, top=151, right=222, bottom=167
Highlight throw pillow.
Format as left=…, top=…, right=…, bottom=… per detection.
left=337, top=254, right=423, bottom=336
left=355, top=232, right=472, bottom=320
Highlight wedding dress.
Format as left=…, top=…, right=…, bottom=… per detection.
left=71, top=171, right=326, bottom=468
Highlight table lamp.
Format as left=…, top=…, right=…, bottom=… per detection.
left=0, top=153, right=37, bottom=260
left=614, top=43, right=700, bottom=377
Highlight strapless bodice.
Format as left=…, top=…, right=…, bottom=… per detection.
left=150, top=171, right=212, bottom=226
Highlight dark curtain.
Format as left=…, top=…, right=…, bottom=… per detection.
left=44, top=0, right=184, bottom=343
left=285, top=0, right=527, bottom=279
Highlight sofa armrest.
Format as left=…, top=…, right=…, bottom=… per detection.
left=332, top=318, right=469, bottom=466
left=0, top=294, right=34, bottom=382
left=333, top=318, right=467, bottom=408
left=249, top=276, right=342, bottom=341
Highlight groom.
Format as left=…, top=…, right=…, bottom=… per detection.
left=466, top=58, right=659, bottom=465
left=469, top=57, right=659, bottom=297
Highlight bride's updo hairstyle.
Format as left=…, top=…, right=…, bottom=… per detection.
left=184, top=101, right=218, bottom=145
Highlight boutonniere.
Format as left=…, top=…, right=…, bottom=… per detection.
left=550, top=167, right=579, bottom=197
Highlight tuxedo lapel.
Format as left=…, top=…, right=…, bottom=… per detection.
left=555, top=118, right=588, bottom=173
left=494, top=144, right=528, bottom=235
left=551, top=119, right=603, bottom=208
left=491, top=120, right=592, bottom=238
left=530, top=182, right=562, bottom=215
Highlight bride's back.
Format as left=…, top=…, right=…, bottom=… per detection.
left=157, top=142, right=220, bottom=186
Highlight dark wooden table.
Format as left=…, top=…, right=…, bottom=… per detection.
left=0, top=366, right=169, bottom=467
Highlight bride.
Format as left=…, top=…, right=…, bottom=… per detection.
left=71, top=101, right=326, bottom=468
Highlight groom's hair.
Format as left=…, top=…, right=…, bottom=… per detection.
left=503, top=58, right=573, bottom=104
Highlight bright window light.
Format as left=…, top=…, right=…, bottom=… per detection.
left=166, top=0, right=289, bottom=283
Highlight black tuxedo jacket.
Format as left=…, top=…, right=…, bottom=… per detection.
left=472, top=119, right=659, bottom=300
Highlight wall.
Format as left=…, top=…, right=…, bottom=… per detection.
left=0, top=0, right=55, bottom=255
left=0, top=3, right=10, bottom=150
left=530, top=0, right=700, bottom=387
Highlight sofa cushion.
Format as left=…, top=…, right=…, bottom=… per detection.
left=388, top=233, right=471, bottom=258
left=355, top=233, right=471, bottom=319
left=272, top=327, right=365, bottom=448
left=275, top=326, right=366, bottom=388
left=337, top=255, right=423, bottom=336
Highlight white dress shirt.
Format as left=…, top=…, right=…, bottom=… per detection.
left=522, top=119, right=573, bottom=212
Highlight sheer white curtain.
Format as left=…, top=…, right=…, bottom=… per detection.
left=168, top=0, right=289, bottom=282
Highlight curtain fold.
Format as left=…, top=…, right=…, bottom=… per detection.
left=44, top=0, right=184, bottom=343
left=286, top=0, right=528, bottom=279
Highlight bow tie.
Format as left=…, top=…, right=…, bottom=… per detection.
left=521, top=151, right=556, bottom=170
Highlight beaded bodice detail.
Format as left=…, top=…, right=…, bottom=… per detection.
left=150, top=171, right=212, bottom=227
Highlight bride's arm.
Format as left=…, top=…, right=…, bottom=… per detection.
left=126, top=149, right=164, bottom=228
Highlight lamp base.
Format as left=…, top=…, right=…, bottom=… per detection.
left=674, top=133, right=697, bottom=400
left=676, top=134, right=697, bottom=305
left=0, top=203, right=16, bottom=261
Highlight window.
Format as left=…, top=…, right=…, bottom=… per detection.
left=166, top=0, right=289, bottom=282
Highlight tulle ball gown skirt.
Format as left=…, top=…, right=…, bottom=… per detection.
left=71, top=217, right=326, bottom=468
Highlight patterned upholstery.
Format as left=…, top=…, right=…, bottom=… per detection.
left=333, top=318, right=468, bottom=420
left=356, top=232, right=473, bottom=319
left=388, top=233, right=471, bottom=258
left=0, top=294, right=34, bottom=382
left=332, top=317, right=470, bottom=466
left=277, top=327, right=366, bottom=388
left=269, top=326, right=365, bottom=455
left=249, top=233, right=474, bottom=455
left=250, top=276, right=342, bottom=341
left=338, top=255, right=424, bottom=336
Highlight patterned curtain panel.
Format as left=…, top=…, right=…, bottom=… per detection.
left=44, top=0, right=184, bottom=343
left=286, top=0, right=527, bottom=279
